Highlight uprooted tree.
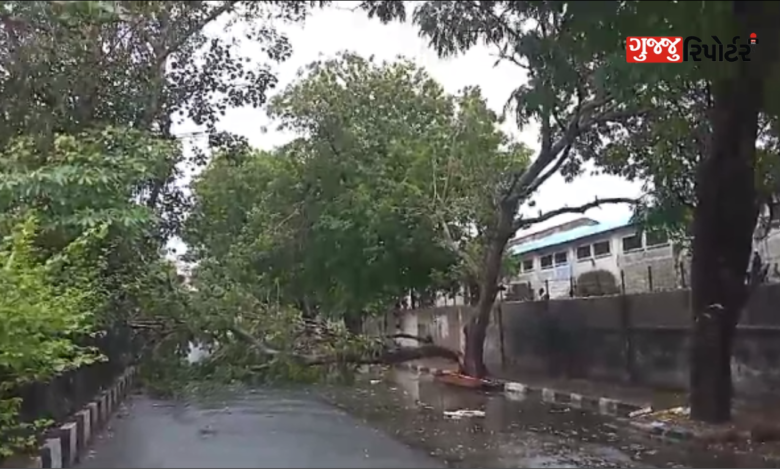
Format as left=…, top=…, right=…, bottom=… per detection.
left=179, top=53, right=523, bottom=376
left=180, top=47, right=639, bottom=381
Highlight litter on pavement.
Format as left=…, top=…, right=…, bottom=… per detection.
left=443, top=409, right=486, bottom=419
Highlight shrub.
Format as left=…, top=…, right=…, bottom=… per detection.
left=0, top=217, right=104, bottom=458
left=575, top=269, right=620, bottom=297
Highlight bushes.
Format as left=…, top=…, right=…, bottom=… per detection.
left=575, top=269, right=620, bottom=297
left=0, top=217, right=104, bottom=458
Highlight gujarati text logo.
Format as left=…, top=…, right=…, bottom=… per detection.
left=626, top=35, right=755, bottom=63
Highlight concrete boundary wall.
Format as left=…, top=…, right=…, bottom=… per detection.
left=380, top=283, right=780, bottom=398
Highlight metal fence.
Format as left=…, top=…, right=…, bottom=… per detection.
left=504, top=261, right=780, bottom=302
left=504, top=263, right=687, bottom=302
left=399, top=259, right=780, bottom=308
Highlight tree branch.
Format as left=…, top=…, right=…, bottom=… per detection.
left=504, top=95, right=604, bottom=203
left=306, top=344, right=461, bottom=366
left=504, top=97, right=643, bottom=208
left=158, top=1, right=241, bottom=68
left=228, top=325, right=287, bottom=358
left=231, top=323, right=461, bottom=367
left=387, top=333, right=433, bottom=344
left=523, top=143, right=572, bottom=198
left=513, top=197, right=638, bottom=231
left=134, top=316, right=462, bottom=370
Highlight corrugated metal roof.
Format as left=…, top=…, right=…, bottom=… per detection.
left=508, top=215, right=634, bottom=256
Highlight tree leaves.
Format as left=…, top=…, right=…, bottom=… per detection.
left=0, top=216, right=106, bottom=457
left=186, top=53, right=524, bottom=320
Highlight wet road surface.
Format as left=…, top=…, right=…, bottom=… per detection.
left=320, top=369, right=778, bottom=468
left=78, top=388, right=441, bottom=468
left=81, top=368, right=778, bottom=468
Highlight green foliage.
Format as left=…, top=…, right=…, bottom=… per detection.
left=356, top=0, right=780, bottom=246
left=0, top=128, right=173, bottom=231
left=575, top=270, right=620, bottom=297
left=0, top=0, right=306, bottom=144
left=0, top=0, right=333, bottom=455
left=186, top=53, right=526, bottom=321
left=0, top=217, right=105, bottom=458
left=0, top=124, right=193, bottom=461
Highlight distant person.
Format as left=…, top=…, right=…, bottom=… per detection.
left=749, top=250, right=769, bottom=283
left=538, top=287, right=550, bottom=300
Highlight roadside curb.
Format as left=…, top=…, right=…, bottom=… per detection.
left=393, top=362, right=705, bottom=443
left=391, top=363, right=747, bottom=445
left=394, top=363, right=645, bottom=417
left=28, top=366, right=138, bottom=468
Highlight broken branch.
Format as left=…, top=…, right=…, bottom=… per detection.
left=229, top=324, right=460, bottom=368
left=513, top=197, right=638, bottom=231
left=306, top=344, right=461, bottom=366
left=387, top=333, right=434, bottom=344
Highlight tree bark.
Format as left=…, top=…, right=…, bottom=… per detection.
left=689, top=76, right=758, bottom=423
left=689, top=1, right=780, bottom=423
left=466, top=279, right=480, bottom=306
left=461, top=202, right=516, bottom=378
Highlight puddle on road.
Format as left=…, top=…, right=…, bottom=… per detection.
left=318, top=369, right=775, bottom=469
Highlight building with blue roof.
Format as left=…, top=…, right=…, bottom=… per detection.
left=505, top=214, right=682, bottom=299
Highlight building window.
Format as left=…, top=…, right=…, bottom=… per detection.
left=522, top=259, right=534, bottom=272
left=645, top=230, right=669, bottom=248
left=554, top=251, right=568, bottom=266
left=576, top=245, right=591, bottom=260
left=593, top=240, right=611, bottom=257
left=540, top=254, right=553, bottom=269
left=622, top=234, right=642, bottom=252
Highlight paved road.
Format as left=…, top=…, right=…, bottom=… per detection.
left=80, top=370, right=778, bottom=468
left=321, top=369, right=778, bottom=468
left=78, top=389, right=441, bottom=468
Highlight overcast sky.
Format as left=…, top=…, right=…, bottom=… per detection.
left=169, top=2, right=642, bottom=256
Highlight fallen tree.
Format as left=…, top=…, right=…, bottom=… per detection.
left=129, top=306, right=462, bottom=383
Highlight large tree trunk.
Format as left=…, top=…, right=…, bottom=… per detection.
left=461, top=203, right=516, bottom=378
left=689, top=1, right=780, bottom=423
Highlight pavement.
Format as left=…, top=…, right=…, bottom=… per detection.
left=77, top=369, right=779, bottom=469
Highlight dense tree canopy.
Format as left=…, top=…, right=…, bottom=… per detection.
left=0, top=0, right=309, bottom=458
left=185, top=52, right=530, bottom=331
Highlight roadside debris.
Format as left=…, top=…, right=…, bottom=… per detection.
left=647, top=406, right=690, bottom=420
left=443, top=409, right=486, bottom=419
left=629, top=406, right=654, bottom=418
